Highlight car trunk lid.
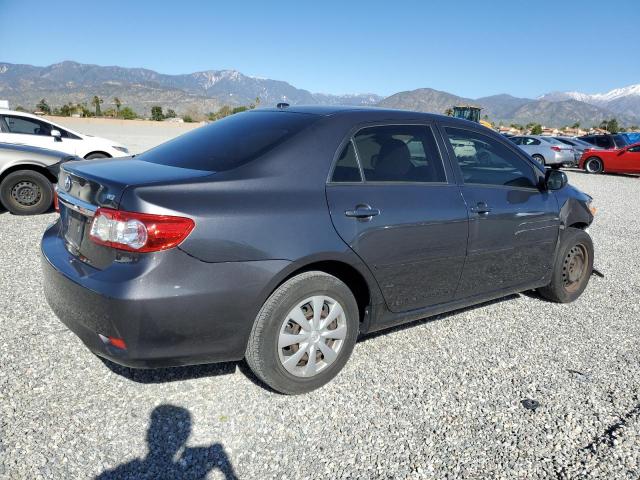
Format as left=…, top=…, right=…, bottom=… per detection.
left=57, top=158, right=212, bottom=268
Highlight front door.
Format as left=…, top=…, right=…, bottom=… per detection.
left=441, top=126, right=560, bottom=299
left=326, top=124, right=469, bottom=312
left=610, top=145, right=640, bottom=173
left=0, top=114, right=73, bottom=154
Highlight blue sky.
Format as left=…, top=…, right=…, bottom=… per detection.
left=1, top=0, right=638, bottom=99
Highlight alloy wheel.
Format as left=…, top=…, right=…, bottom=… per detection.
left=585, top=158, right=602, bottom=173
left=278, top=295, right=347, bottom=378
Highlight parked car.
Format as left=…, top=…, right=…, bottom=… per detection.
left=41, top=107, right=595, bottom=394
left=579, top=142, right=640, bottom=174
left=510, top=135, right=575, bottom=167
left=0, top=109, right=129, bottom=159
left=579, top=134, right=629, bottom=150
left=0, top=143, right=78, bottom=214
left=619, top=132, right=640, bottom=145
left=553, top=136, right=602, bottom=163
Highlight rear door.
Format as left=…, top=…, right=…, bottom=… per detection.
left=441, top=125, right=560, bottom=299
left=326, top=123, right=469, bottom=313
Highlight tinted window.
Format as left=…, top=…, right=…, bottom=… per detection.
left=353, top=125, right=446, bottom=182
left=555, top=138, right=575, bottom=146
left=594, top=136, right=612, bottom=149
left=628, top=145, right=640, bottom=153
left=510, top=137, right=522, bottom=145
left=140, top=111, right=317, bottom=171
left=4, top=115, right=51, bottom=136
left=331, top=141, right=361, bottom=182
left=613, top=135, right=629, bottom=148
left=445, top=127, right=537, bottom=188
left=522, top=137, right=541, bottom=146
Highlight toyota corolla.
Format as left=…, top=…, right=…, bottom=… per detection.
left=41, top=106, right=595, bottom=394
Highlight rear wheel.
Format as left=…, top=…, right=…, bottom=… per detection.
left=538, top=227, right=593, bottom=303
left=246, top=271, right=359, bottom=394
left=584, top=157, right=603, bottom=174
left=0, top=170, right=53, bottom=215
left=532, top=154, right=545, bottom=166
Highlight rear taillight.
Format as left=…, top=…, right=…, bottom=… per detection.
left=89, top=207, right=195, bottom=253
left=551, top=146, right=562, bottom=152
left=53, top=188, right=59, bottom=213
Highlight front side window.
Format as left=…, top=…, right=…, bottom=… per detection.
left=3, top=115, right=52, bottom=136
left=352, top=125, right=446, bottom=182
left=445, top=127, right=537, bottom=188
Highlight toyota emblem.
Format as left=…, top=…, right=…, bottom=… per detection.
left=64, top=175, right=72, bottom=192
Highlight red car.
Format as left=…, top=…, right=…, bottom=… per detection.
left=579, top=142, right=640, bottom=174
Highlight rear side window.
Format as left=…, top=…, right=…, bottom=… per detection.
left=331, top=141, right=361, bottom=182
left=140, top=111, right=317, bottom=171
left=445, top=127, right=537, bottom=188
left=352, top=125, right=446, bottom=182
left=522, top=137, right=541, bottom=145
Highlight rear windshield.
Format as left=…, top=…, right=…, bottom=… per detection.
left=139, top=111, right=318, bottom=171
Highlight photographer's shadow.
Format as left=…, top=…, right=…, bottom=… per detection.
left=96, top=404, right=237, bottom=480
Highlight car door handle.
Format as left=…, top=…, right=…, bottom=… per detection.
left=345, top=205, right=380, bottom=219
left=470, top=202, right=492, bottom=214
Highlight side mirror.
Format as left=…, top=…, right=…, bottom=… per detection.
left=546, top=169, right=568, bottom=190
left=50, top=129, right=62, bottom=141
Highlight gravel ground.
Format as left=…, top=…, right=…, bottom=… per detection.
left=1, top=170, right=639, bottom=479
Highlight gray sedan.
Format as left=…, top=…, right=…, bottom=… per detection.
left=554, top=136, right=602, bottom=163
left=510, top=135, right=575, bottom=167
left=0, top=142, right=77, bottom=214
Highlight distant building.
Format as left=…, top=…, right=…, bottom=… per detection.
left=0, top=100, right=9, bottom=109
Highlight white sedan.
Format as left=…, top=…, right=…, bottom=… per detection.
left=0, top=110, right=129, bottom=159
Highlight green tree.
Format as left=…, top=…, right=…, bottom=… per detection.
left=113, top=97, right=122, bottom=118
left=231, top=106, right=248, bottom=114
left=15, top=105, right=27, bottom=112
left=531, top=124, right=543, bottom=135
left=607, top=118, right=619, bottom=134
left=572, top=122, right=580, bottom=129
left=165, top=109, right=177, bottom=118
left=444, top=108, right=453, bottom=116
left=92, top=96, right=103, bottom=116
left=182, top=115, right=194, bottom=123
left=59, top=103, right=73, bottom=116
left=36, top=98, right=51, bottom=114
left=119, top=106, right=137, bottom=120
left=151, top=106, right=164, bottom=121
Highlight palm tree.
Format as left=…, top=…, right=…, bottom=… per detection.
left=92, top=96, right=104, bottom=116
left=444, top=108, right=453, bottom=116
left=113, top=97, right=122, bottom=118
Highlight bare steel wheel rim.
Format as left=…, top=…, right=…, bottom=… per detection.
left=278, top=295, right=347, bottom=378
left=11, top=181, right=42, bottom=207
left=562, top=243, right=588, bottom=293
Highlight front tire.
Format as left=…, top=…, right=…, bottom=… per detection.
left=245, top=271, right=359, bottom=394
left=584, top=157, right=603, bottom=174
left=0, top=170, right=54, bottom=215
left=538, top=227, right=593, bottom=303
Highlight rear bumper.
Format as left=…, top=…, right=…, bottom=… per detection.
left=41, top=220, right=289, bottom=368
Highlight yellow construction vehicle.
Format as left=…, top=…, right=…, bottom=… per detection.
left=452, top=105, right=493, bottom=129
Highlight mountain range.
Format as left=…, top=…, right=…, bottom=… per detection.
left=0, top=61, right=638, bottom=127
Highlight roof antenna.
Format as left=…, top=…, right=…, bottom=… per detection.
left=276, top=102, right=290, bottom=109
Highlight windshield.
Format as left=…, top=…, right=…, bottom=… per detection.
left=139, top=111, right=318, bottom=171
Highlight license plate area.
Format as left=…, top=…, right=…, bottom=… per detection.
left=63, top=207, right=89, bottom=251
